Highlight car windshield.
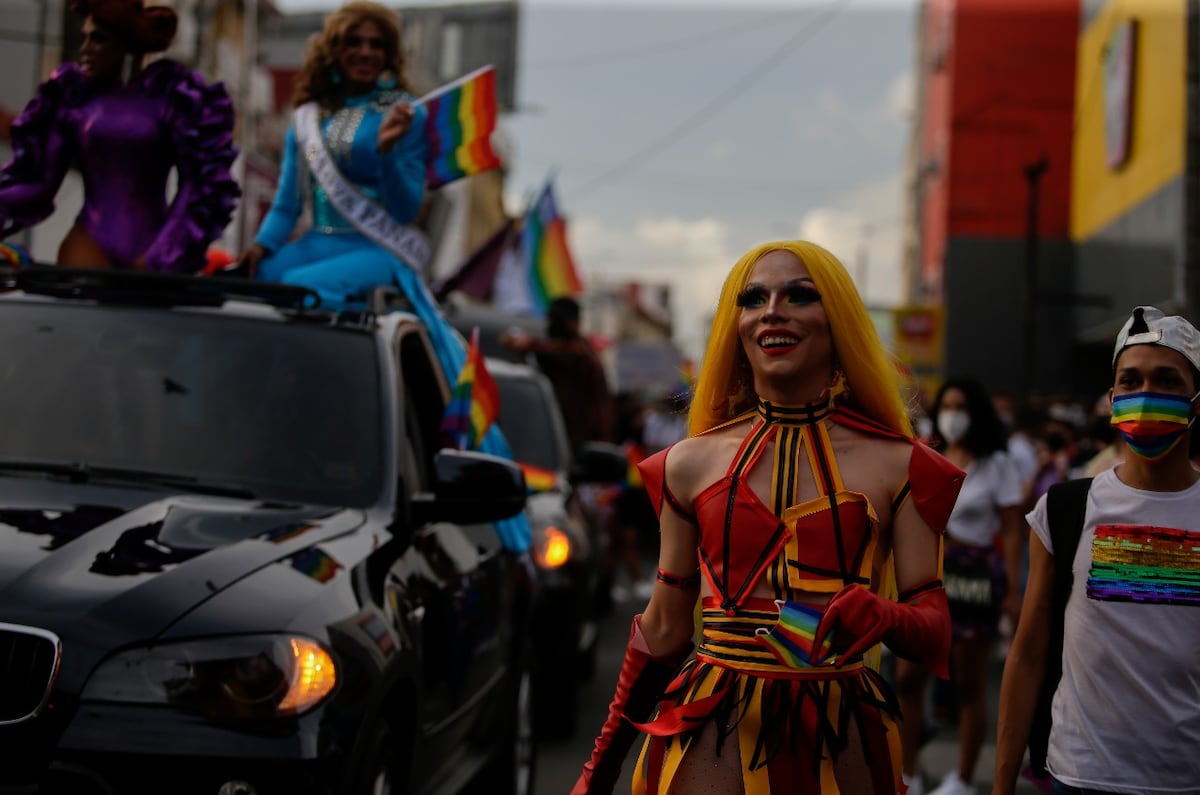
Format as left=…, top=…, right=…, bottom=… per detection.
left=495, top=375, right=563, bottom=472
left=0, top=303, right=384, bottom=507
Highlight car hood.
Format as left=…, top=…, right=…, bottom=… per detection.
left=0, top=476, right=366, bottom=646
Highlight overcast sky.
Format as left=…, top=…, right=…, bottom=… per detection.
left=272, top=0, right=921, bottom=358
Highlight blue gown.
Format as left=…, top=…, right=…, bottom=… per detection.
left=255, top=88, right=530, bottom=551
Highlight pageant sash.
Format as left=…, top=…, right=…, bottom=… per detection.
left=295, top=102, right=431, bottom=272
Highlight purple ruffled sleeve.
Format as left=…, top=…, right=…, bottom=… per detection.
left=139, top=61, right=241, bottom=273
left=0, top=65, right=83, bottom=237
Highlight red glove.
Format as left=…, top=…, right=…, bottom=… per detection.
left=812, top=581, right=952, bottom=679
left=572, top=616, right=691, bottom=794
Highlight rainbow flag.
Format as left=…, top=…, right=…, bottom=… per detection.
left=523, top=180, right=584, bottom=314
left=672, top=359, right=696, bottom=399
left=418, top=65, right=504, bottom=189
left=0, top=241, right=32, bottom=268
left=519, top=462, right=560, bottom=493
left=289, top=547, right=342, bottom=584
left=439, top=327, right=500, bottom=450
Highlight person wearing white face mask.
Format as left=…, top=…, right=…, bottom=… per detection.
left=896, top=377, right=1025, bottom=795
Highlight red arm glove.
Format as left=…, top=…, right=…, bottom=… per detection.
left=812, top=580, right=952, bottom=679
left=572, top=615, right=691, bottom=794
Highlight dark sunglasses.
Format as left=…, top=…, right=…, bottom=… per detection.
left=735, top=284, right=822, bottom=309
left=344, top=34, right=386, bottom=50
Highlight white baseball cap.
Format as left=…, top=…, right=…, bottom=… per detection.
left=1112, top=305, right=1200, bottom=373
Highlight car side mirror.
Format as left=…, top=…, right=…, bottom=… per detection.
left=570, top=441, right=629, bottom=485
left=410, top=448, right=528, bottom=525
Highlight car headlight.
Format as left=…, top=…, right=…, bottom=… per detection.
left=82, top=634, right=337, bottom=719
left=533, top=525, right=572, bottom=569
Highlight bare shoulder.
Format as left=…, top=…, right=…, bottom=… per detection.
left=827, top=421, right=914, bottom=488
left=664, top=420, right=751, bottom=502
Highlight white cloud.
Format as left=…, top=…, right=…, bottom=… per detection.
left=887, top=69, right=915, bottom=118
left=816, top=89, right=848, bottom=118
left=796, top=173, right=907, bottom=308
left=567, top=215, right=736, bottom=360
left=704, top=140, right=734, bottom=161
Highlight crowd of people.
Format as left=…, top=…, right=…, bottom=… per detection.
left=2, top=4, right=1198, bottom=795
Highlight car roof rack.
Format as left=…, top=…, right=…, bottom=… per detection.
left=5, top=266, right=322, bottom=312
left=367, top=284, right=416, bottom=315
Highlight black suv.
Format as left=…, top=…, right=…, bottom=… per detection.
left=488, top=358, right=625, bottom=739
left=0, top=269, right=536, bottom=795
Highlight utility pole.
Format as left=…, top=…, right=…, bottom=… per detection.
left=1185, top=0, right=1200, bottom=321
left=1020, top=156, right=1048, bottom=409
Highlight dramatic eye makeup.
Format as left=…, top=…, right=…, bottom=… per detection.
left=344, top=34, right=386, bottom=50
left=735, top=282, right=821, bottom=309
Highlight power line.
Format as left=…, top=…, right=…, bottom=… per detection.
left=526, top=8, right=809, bottom=69
left=570, top=0, right=854, bottom=200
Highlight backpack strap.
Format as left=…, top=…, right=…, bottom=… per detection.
left=1027, top=476, right=1093, bottom=778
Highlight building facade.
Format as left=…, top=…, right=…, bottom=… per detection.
left=908, top=0, right=1080, bottom=400
left=909, top=0, right=1200, bottom=402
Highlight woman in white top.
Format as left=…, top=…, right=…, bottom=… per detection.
left=898, top=377, right=1025, bottom=795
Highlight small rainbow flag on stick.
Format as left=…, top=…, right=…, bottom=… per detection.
left=519, top=462, right=560, bottom=493
left=416, top=65, right=504, bottom=189
left=439, top=327, right=500, bottom=450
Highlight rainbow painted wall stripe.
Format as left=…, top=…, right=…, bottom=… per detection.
left=1088, top=524, right=1200, bottom=605
left=421, top=65, right=504, bottom=189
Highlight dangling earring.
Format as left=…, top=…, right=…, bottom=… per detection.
left=826, top=368, right=849, bottom=405
left=120, top=53, right=134, bottom=85
left=329, top=66, right=342, bottom=86
left=377, top=70, right=397, bottom=90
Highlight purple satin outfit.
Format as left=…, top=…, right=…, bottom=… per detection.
left=0, top=61, right=240, bottom=273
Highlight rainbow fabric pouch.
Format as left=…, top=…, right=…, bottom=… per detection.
left=754, top=599, right=838, bottom=668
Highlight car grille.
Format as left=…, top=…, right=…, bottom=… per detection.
left=0, top=623, right=61, bottom=724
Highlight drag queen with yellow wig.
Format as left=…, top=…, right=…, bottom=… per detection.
left=573, top=240, right=965, bottom=795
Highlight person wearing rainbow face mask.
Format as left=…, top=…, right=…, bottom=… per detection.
left=992, top=305, right=1200, bottom=795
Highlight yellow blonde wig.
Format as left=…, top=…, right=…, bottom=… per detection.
left=688, top=240, right=913, bottom=439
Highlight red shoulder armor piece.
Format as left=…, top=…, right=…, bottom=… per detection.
left=832, top=407, right=965, bottom=535
left=636, top=446, right=672, bottom=520
left=907, top=440, right=965, bottom=535
left=635, top=445, right=696, bottom=523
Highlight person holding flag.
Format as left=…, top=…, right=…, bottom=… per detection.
left=241, top=2, right=522, bottom=549
left=240, top=2, right=526, bottom=550
left=240, top=1, right=501, bottom=364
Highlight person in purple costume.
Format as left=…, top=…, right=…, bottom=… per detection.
left=0, top=0, right=240, bottom=272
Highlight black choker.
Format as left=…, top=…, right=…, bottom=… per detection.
left=757, top=398, right=833, bottom=426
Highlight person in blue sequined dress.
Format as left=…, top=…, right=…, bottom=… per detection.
left=241, top=1, right=426, bottom=305
left=242, top=1, right=530, bottom=552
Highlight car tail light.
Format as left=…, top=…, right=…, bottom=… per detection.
left=534, top=525, right=572, bottom=569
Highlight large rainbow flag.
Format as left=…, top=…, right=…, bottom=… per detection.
left=418, top=65, right=504, bottom=189
left=522, top=180, right=584, bottom=314
left=439, top=327, right=501, bottom=450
